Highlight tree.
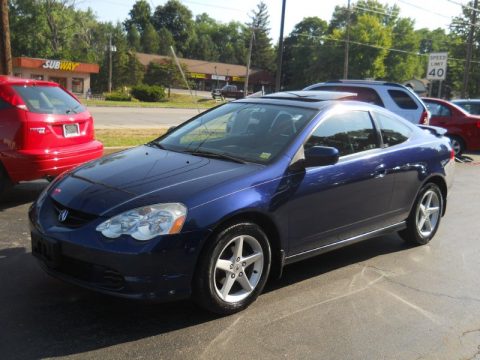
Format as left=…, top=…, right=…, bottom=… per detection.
left=157, top=27, right=175, bottom=55
left=282, top=17, right=329, bottom=89
left=144, top=59, right=187, bottom=96
left=127, top=26, right=141, bottom=51
left=141, top=23, right=160, bottom=54
left=152, top=0, right=194, bottom=55
left=124, top=0, right=151, bottom=34
left=246, top=1, right=275, bottom=70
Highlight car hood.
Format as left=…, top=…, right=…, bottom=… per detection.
left=50, top=146, right=260, bottom=216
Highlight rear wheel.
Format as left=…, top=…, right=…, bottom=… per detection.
left=399, top=183, right=443, bottom=245
left=448, top=135, right=465, bottom=156
left=194, top=222, right=271, bottom=315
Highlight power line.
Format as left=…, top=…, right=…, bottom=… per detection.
left=445, top=0, right=480, bottom=13
left=294, top=32, right=480, bottom=64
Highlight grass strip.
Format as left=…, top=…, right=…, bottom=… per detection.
left=95, top=128, right=167, bottom=147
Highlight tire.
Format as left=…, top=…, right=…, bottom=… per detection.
left=399, top=183, right=444, bottom=245
left=448, top=135, right=465, bottom=156
left=194, top=222, right=271, bottom=315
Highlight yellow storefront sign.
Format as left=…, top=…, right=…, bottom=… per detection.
left=232, top=76, right=246, bottom=82
left=189, top=72, right=207, bottom=79
left=42, top=60, right=80, bottom=71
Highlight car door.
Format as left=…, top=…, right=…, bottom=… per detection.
left=287, top=110, right=396, bottom=255
left=424, top=100, right=452, bottom=130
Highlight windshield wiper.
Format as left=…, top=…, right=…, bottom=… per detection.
left=146, top=142, right=165, bottom=149
left=184, top=149, right=247, bottom=164
left=65, top=104, right=81, bottom=114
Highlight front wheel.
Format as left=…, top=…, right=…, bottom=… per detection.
left=194, top=222, right=271, bottom=315
left=399, top=183, right=444, bottom=245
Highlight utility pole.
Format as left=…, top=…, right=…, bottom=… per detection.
left=462, top=0, right=478, bottom=98
left=343, top=0, right=351, bottom=79
left=275, top=0, right=286, bottom=92
left=0, top=0, right=13, bottom=75
left=108, top=33, right=113, bottom=93
left=244, top=29, right=255, bottom=95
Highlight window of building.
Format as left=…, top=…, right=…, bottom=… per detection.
left=374, top=112, right=412, bottom=147
left=49, top=77, right=67, bottom=88
left=388, top=90, right=418, bottom=109
left=72, top=78, right=84, bottom=93
left=305, top=111, right=379, bottom=156
left=30, top=74, right=44, bottom=80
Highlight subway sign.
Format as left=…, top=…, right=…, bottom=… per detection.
left=42, top=60, right=80, bottom=71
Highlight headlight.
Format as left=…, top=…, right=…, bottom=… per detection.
left=96, top=203, right=187, bottom=241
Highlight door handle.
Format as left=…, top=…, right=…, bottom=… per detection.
left=372, top=164, right=387, bottom=178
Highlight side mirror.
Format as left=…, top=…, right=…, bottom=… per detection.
left=304, top=146, right=339, bottom=167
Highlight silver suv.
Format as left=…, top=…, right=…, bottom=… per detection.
left=303, top=80, right=430, bottom=124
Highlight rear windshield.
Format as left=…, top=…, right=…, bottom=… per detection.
left=12, top=85, right=85, bottom=114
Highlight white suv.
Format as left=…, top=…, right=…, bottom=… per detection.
left=303, top=80, right=430, bottom=124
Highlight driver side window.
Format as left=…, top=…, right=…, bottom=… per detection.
left=305, top=111, right=379, bottom=156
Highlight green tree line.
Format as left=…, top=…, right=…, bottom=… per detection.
left=7, top=0, right=480, bottom=96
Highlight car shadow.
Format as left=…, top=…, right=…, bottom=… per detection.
left=0, top=181, right=47, bottom=211
left=0, top=234, right=412, bottom=359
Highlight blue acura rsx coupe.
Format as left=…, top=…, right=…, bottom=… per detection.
left=29, top=91, right=455, bottom=314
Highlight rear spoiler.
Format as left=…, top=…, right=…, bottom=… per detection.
left=417, top=125, right=447, bottom=137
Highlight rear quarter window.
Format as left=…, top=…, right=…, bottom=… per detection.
left=388, top=90, right=418, bottom=110
left=374, top=112, right=412, bottom=147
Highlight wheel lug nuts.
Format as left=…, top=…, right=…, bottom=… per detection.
left=239, top=272, right=243, bottom=277
left=231, top=274, right=235, bottom=278
left=236, top=257, right=240, bottom=262
left=242, top=262, right=246, bottom=266
left=229, top=264, right=234, bottom=269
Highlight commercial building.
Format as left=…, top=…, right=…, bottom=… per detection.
left=135, top=53, right=274, bottom=93
left=12, top=57, right=100, bottom=96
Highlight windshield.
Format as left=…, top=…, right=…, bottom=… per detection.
left=156, top=102, right=318, bottom=164
left=12, top=85, right=85, bottom=114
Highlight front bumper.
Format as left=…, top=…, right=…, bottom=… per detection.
left=30, top=219, right=210, bottom=301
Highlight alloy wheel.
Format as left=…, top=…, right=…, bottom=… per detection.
left=213, top=235, right=264, bottom=303
left=415, top=189, right=441, bottom=237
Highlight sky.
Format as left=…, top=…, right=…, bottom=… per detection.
left=77, top=0, right=471, bottom=42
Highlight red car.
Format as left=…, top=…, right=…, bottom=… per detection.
left=0, top=76, right=103, bottom=195
left=422, top=97, right=480, bottom=155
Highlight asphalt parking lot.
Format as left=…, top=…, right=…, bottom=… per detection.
left=1, top=155, right=480, bottom=360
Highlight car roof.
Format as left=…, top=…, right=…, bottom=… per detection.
left=304, top=80, right=407, bottom=89
left=234, top=91, right=388, bottom=112
left=0, top=75, right=59, bottom=87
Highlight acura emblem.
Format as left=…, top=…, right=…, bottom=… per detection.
left=58, top=209, right=69, bottom=222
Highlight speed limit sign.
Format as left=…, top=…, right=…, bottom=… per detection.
left=427, top=52, right=448, bottom=80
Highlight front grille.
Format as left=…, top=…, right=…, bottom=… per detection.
left=51, top=198, right=98, bottom=228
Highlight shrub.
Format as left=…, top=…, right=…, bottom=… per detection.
left=105, top=91, right=132, bottom=101
left=131, top=84, right=166, bottom=102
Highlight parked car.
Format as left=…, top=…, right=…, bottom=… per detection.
left=303, top=80, right=430, bottom=125
left=451, top=99, right=480, bottom=115
left=0, top=76, right=103, bottom=196
left=212, top=84, right=244, bottom=99
left=30, top=91, right=454, bottom=314
left=422, top=97, right=480, bottom=155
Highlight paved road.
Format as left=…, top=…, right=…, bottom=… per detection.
left=89, top=107, right=204, bottom=129
left=1, top=157, right=480, bottom=359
